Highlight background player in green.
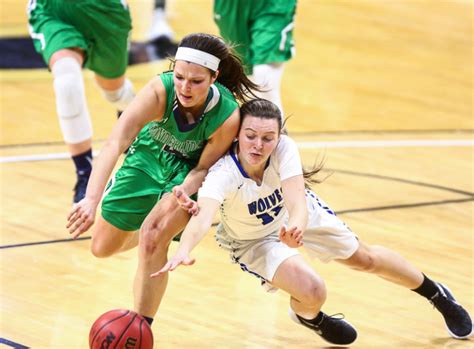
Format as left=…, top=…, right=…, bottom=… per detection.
left=67, top=33, right=260, bottom=326
left=147, top=0, right=178, bottom=58
left=214, top=0, right=296, bottom=114
left=27, top=0, right=136, bottom=203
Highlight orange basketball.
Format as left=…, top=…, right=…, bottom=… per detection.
left=89, top=309, right=153, bottom=349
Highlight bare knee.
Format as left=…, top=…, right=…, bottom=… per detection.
left=299, top=277, right=327, bottom=306
left=139, top=223, right=173, bottom=258
left=90, top=239, right=114, bottom=258
left=89, top=220, right=131, bottom=258
left=139, top=203, right=189, bottom=258
left=345, top=245, right=380, bottom=273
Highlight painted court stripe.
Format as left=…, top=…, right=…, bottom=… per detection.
left=0, top=140, right=472, bottom=163
left=0, top=236, right=91, bottom=250
left=0, top=338, right=30, bottom=349
left=0, top=150, right=100, bottom=163
left=296, top=139, right=474, bottom=149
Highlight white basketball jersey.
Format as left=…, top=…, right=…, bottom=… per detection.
left=198, top=135, right=303, bottom=240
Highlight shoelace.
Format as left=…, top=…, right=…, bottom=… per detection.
left=326, top=313, right=346, bottom=320
left=298, top=312, right=347, bottom=329
left=429, top=291, right=441, bottom=307
left=430, top=292, right=462, bottom=315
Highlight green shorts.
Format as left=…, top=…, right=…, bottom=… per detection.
left=101, top=161, right=191, bottom=232
left=27, top=0, right=132, bottom=78
left=214, top=0, right=296, bottom=74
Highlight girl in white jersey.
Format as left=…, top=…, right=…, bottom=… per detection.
left=153, top=99, right=473, bottom=344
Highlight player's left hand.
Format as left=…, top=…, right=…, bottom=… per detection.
left=279, top=225, right=304, bottom=248
left=150, top=252, right=196, bottom=277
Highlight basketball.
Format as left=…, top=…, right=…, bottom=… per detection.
left=89, top=309, right=153, bottom=349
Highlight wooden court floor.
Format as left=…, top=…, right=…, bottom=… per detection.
left=1, top=0, right=473, bottom=348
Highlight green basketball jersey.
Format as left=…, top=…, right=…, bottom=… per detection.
left=101, top=71, right=238, bottom=231
left=124, top=71, right=238, bottom=177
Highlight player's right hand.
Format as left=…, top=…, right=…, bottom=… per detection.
left=67, top=197, right=97, bottom=238
left=150, top=252, right=196, bottom=277
left=173, top=186, right=199, bottom=215
left=279, top=225, right=304, bottom=248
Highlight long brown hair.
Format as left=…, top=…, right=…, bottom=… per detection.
left=171, top=33, right=261, bottom=102
left=240, top=99, right=326, bottom=187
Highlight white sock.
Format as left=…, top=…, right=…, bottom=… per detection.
left=251, top=63, right=285, bottom=115
left=100, top=78, right=135, bottom=111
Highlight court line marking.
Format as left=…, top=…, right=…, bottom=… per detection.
left=1, top=141, right=473, bottom=250
left=1, top=128, right=473, bottom=149
left=1, top=139, right=473, bottom=163
left=338, top=197, right=474, bottom=214
left=0, top=337, right=30, bottom=349
left=1, top=198, right=472, bottom=250
left=327, top=168, right=474, bottom=196
left=0, top=236, right=91, bottom=249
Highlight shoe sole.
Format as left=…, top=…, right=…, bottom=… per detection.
left=438, top=283, right=474, bottom=339
left=288, top=308, right=357, bottom=345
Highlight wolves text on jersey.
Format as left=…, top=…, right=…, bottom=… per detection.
left=247, top=188, right=284, bottom=225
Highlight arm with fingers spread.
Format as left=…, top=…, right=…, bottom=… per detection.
left=173, top=186, right=199, bottom=215
left=151, top=197, right=221, bottom=276
left=67, top=77, right=168, bottom=237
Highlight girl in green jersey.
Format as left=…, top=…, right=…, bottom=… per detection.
left=67, top=33, right=260, bottom=325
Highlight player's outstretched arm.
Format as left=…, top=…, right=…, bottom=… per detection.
left=281, top=174, right=308, bottom=234
left=150, top=197, right=221, bottom=277
left=152, top=251, right=196, bottom=275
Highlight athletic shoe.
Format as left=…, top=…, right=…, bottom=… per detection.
left=73, top=173, right=90, bottom=203
left=149, top=36, right=178, bottom=59
left=289, top=308, right=357, bottom=345
left=430, top=283, right=473, bottom=339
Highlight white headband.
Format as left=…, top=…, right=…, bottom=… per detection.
left=175, top=47, right=220, bottom=71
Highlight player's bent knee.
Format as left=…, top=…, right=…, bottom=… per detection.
left=90, top=236, right=129, bottom=258
left=100, top=78, right=135, bottom=111
left=301, top=279, right=327, bottom=306
left=139, top=225, right=172, bottom=256
left=90, top=225, right=126, bottom=258
left=90, top=240, right=115, bottom=258
left=347, top=248, right=378, bottom=273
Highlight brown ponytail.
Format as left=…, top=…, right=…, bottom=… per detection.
left=302, top=158, right=328, bottom=187
left=173, top=33, right=261, bottom=102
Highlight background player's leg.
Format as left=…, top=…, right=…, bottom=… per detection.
left=251, top=63, right=285, bottom=114
left=50, top=48, right=93, bottom=203
left=95, top=74, right=135, bottom=114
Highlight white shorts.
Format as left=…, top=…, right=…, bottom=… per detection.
left=303, top=190, right=360, bottom=263
left=215, top=189, right=360, bottom=288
